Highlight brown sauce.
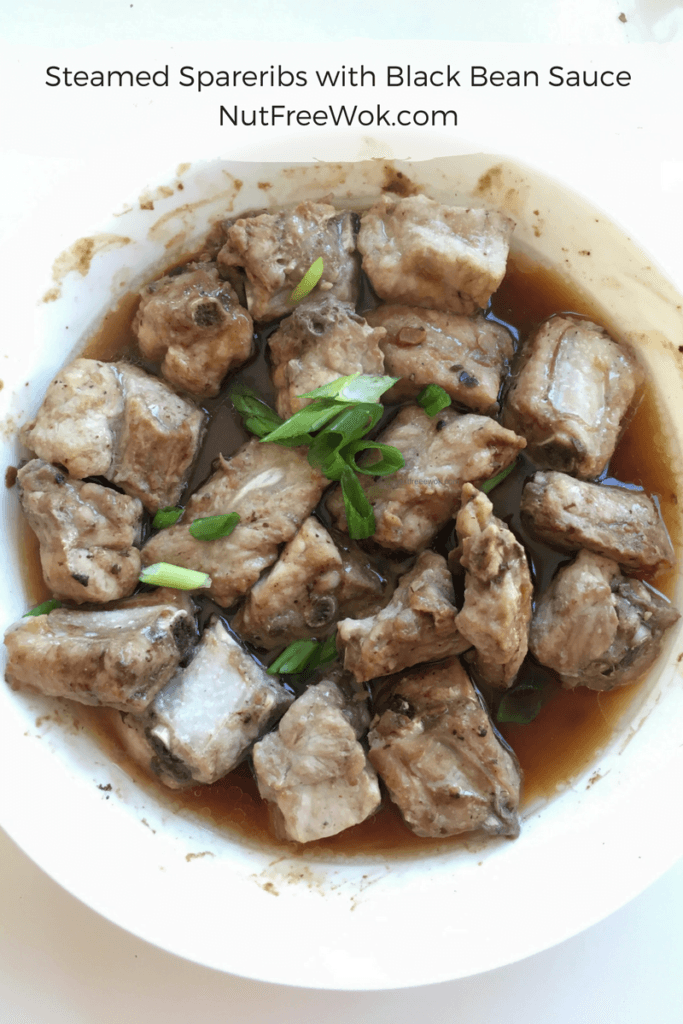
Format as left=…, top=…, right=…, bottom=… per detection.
left=23, top=240, right=680, bottom=859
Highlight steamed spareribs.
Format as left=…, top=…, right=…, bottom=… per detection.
left=133, top=262, right=253, bottom=397
left=232, top=517, right=383, bottom=649
left=134, top=619, right=292, bottom=788
left=529, top=550, right=680, bottom=691
left=452, top=484, right=533, bottom=689
left=217, top=200, right=359, bottom=321
left=520, top=471, right=674, bottom=574
left=357, top=194, right=514, bottom=315
left=368, top=658, right=521, bottom=839
left=502, top=317, right=642, bottom=478
left=142, top=440, right=326, bottom=607
left=268, top=297, right=385, bottom=418
left=4, top=598, right=196, bottom=712
left=252, top=677, right=381, bottom=843
left=17, top=459, right=143, bottom=604
left=327, top=405, right=526, bottom=551
left=367, top=305, right=514, bottom=415
left=21, top=359, right=205, bottom=511
left=336, top=551, right=468, bottom=683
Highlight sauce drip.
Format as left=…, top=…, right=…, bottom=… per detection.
left=32, top=246, right=680, bottom=858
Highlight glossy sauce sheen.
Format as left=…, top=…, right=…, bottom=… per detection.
left=37, top=249, right=680, bottom=857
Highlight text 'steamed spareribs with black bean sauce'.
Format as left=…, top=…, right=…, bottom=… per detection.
left=5, top=187, right=680, bottom=847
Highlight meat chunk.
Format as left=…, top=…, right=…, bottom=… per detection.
left=252, top=677, right=381, bottom=843
left=368, top=658, right=521, bottom=838
left=17, top=459, right=143, bottom=604
left=21, top=359, right=205, bottom=511
left=133, top=262, right=253, bottom=397
left=4, top=598, right=196, bottom=712
left=357, top=194, right=514, bottom=315
left=529, top=549, right=680, bottom=690
left=232, top=517, right=383, bottom=649
left=337, top=551, right=468, bottom=682
left=142, top=440, right=326, bottom=607
left=502, top=316, right=643, bottom=478
left=268, top=297, right=385, bottom=418
left=327, top=405, right=525, bottom=551
left=520, top=471, right=674, bottom=574
left=366, top=305, right=514, bottom=415
left=451, top=484, right=532, bottom=689
left=129, top=619, right=293, bottom=787
left=218, top=200, right=359, bottom=321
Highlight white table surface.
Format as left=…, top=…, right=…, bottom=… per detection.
left=2, top=3, right=683, bottom=1018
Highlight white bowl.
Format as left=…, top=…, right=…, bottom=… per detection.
left=1, top=145, right=682, bottom=990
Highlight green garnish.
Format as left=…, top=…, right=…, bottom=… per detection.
left=481, top=460, right=518, bottom=494
left=188, top=513, right=241, bottom=541
left=139, top=562, right=212, bottom=590
left=230, top=383, right=285, bottom=439
left=301, top=372, right=399, bottom=404
left=232, top=374, right=406, bottom=540
left=152, top=506, right=183, bottom=529
left=416, top=383, right=452, bottom=417
left=23, top=598, right=62, bottom=617
left=290, top=257, right=324, bottom=303
left=267, top=632, right=339, bottom=675
left=496, top=672, right=553, bottom=725
left=340, top=466, right=376, bottom=540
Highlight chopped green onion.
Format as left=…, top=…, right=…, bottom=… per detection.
left=416, top=383, right=452, bottom=417
left=496, top=672, right=551, bottom=725
left=140, top=562, right=211, bottom=590
left=300, top=372, right=398, bottom=404
left=188, top=513, right=240, bottom=541
left=260, top=400, right=343, bottom=444
left=230, top=383, right=285, bottom=439
left=152, top=506, right=183, bottom=529
left=343, top=440, right=405, bottom=477
left=496, top=689, right=544, bottom=725
left=267, top=632, right=339, bottom=675
left=481, top=460, right=518, bottom=494
left=267, top=639, right=319, bottom=675
left=290, top=257, right=324, bottom=303
left=340, top=466, right=376, bottom=540
left=23, top=598, right=62, bottom=617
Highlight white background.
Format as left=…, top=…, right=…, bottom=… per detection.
left=2, top=1, right=683, bottom=1018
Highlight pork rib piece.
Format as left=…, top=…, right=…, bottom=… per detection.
left=218, top=200, right=359, bottom=321
left=142, top=440, right=326, bottom=608
left=502, top=316, right=643, bottom=478
left=327, top=405, right=525, bottom=551
left=253, top=677, right=381, bottom=843
left=337, top=551, right=468, bottom=682
left=367, top=305, right=514, bottom=415
left=4, top=595, right=196, bottom=713
left=125, top=619, right=293, bottom=788
left=17, top=459, right=143, bottom=604
left=133, top=262, right=253, bottom=397
left=520, top=471, right=674, bottom=574
left=368, top=657, right=521, bottom=839
left=452, top=484, right=533, bottom=689
left=268, top=297, right=385, bottom=417
left=232, top=517, right=383, bottom=649
left=357, top=194, right=514, bottom=315
left=529, top=549, right=680, bottom=690
left=21, top=359, right=205, bottom=511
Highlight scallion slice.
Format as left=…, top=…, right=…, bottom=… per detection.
left=188, top=513, right=240, bottom=542
left=290, top=257, right=324, bottom=303
left=139, top=562, right=212, bottom=590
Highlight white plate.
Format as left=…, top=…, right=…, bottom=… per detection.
left=1, top=142, right=682, bottom=989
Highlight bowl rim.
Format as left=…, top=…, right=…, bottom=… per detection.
left=1, top=139, right=682, bottom=990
